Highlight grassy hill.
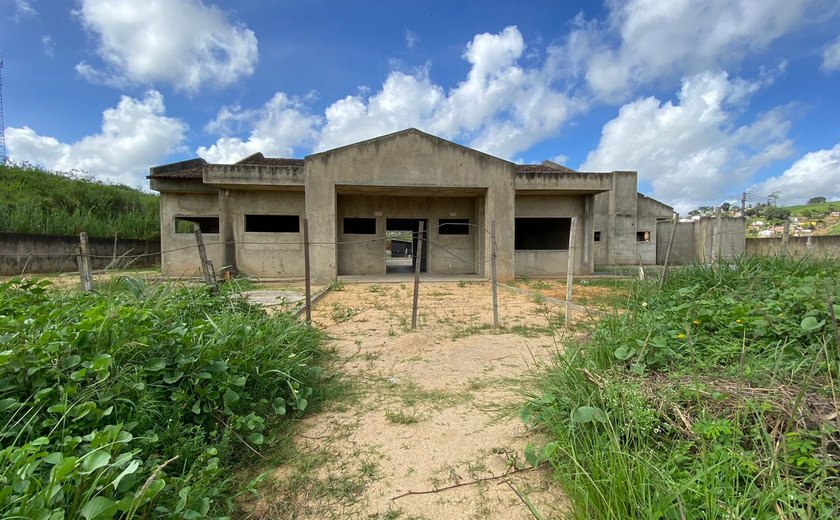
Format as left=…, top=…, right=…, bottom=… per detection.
left=0, top=163, right=160, bottom=240
left=784, top=200, right=840, bottom=217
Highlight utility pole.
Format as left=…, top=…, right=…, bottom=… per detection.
left=741, top=191, right=747, bottom=215
left=0, top=53, right=7, bottom=165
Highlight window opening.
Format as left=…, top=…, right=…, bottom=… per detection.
left=515, top=217, right=571, bottom=250
left=438, top=218, right=470, bottom=235
left=175, top=216, right=219, bottom=234
left=343, top=217, right=377, bottom=234
left=245, top=214, right=300, bottom=233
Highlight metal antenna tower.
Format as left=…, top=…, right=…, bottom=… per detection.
left=0, top=54, right=6, bottom=165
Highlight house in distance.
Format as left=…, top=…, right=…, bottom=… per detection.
left=148, top=128, right=675, bottom=284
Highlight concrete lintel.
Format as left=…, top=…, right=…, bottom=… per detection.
left=203, top=164, right=305, bottom=187
left=150, top=178, right=217, bottom=194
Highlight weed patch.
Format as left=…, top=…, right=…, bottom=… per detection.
left=525, top=257, right=840, bottom=518
left=0, top=277, right=327, bottom=518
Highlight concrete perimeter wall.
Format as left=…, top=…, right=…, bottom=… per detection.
left=746, top=235, right=840, bottom=259
left=1, top=232, right=160, bottom=276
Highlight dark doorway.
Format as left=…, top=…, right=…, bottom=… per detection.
left=386, top=218, right=428, bottom=273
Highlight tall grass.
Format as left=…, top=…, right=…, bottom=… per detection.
left=525, top=257, right=840, bottom=519
left=0, top=163, right=159, bottom=239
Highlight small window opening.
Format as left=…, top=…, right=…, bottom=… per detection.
left=594, top=231, right=601, bottom=242
left=245, top=214, right=300, bottom=233
left=515, top=217, right=571, bottom=250
left=343, top=217, right=377, bottom=234
left=175, top=216, right=219, bottom=234
left=438, top=218, right=470, bottom=235
left=636, top=231, right=650, bottom=242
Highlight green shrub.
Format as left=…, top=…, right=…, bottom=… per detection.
left=524, top=257, right=840, bottom=519
left=0, top=277, right=325, bottom=518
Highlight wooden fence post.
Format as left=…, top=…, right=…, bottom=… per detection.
left=491, top=219, right=499, bottom=328
left=77, top=231, right=93, bottom=292
left=782, top=217, right=790, bottom=257
left=565, top=217, right=577, bottom=331
left=712, top=206, right=722, bottom=263
left=303, top=218, right=312, bottom=323
left=193, top=224, right=219, bottom=293
left=411, top=221, right=425, bottom=330
left=659, top=212, right=679, bottom=288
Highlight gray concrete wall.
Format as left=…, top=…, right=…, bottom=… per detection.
left=159, top=191, right=223, bottom=276
left=746, top=235, right=840, bottom=259
left=304, top=129, right=515, bottom=284
left=655, top=221, right=696, bottom=264
left=335, top=195, right=478, bottom=275
left=230, top=190, right=306, bottom=278
left=637, top=195, right=673, bottom=265
left=695, top=216, right=746, bottom=263
left=593, top=172, right=643, bottom=265
left=513, top=194, right=588, bottom=276
left=0, top=233, right=160, bottom=276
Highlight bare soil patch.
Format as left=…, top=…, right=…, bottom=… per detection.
left=246, top=281, right=585, bottom=519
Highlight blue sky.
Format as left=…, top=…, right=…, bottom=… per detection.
left=2, top=0, right=839, bottom=212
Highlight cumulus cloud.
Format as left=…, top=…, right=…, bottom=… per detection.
left=556, top=0, right=831, bottom=100
left=822, top=36, right=840, bottom=72
left=196, top=93, right=321, bottom=163
left=198, top=26, right=582, bottom=161
left=581, top=71, right=794, bottom=213
left=75, top=0, right=258, bottom=93
left=6, top=91, right=187, bottom=186
left=7, top=0, right=37, bottom=19
left=405, top=30, right=419, bottom=49
left=751, top=143, right=840, bottom=203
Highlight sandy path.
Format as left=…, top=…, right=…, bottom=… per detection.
left=249, top=281, right=579, bottom=519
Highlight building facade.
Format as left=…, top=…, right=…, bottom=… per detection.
left=149, top=128, right=674, bottom=283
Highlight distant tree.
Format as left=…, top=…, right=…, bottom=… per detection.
left=764, top=206, right=791, bottom=223
left=720, top=202, right=732, bottom=212
left=807, top=196, right=827, bottom=205
left=801, top=209, right=814, bottom=219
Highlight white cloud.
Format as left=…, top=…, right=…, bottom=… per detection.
left=557, top=0, right=831, bottom=101
left=405, top=30, right=419, bottom=49
left=198, top=26, right=581, bottom=161
left=7, top=0, right=36, bottom=19
left=41, top=35, right=55, bottom=57
left=751, top=143, right=840, bottom=203
left=314, top=26, right=582, bottom=158
left=581, top=71, right=794, bottom=213
left=196, top=93, right=320, bottom=163
left=75, top=0, right=258, bottom=93
left=822, top=36, right=840, bottom=72
left=6, top=91, right=187, bottom=187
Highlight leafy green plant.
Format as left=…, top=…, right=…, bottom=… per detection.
left=0, top=277, right=326, bottom=518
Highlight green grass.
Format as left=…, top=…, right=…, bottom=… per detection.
left=0, top=162, right=160, bottom=239
left=0, top=276, right=328, bottom=518
left=524, top=257, right=840, bottom=519
left=784, top=200, right=840, bottom=217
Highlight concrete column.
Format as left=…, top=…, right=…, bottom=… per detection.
left=486, top=185, right=515, bottom=282
left=218, top=189, right=236, bottom=273
left=584, top=194, right=595, bottom=273
left=305, top=180, right=337, bottom=284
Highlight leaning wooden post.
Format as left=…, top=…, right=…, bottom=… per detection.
left=193, top=224, right=218, bottom=293
left=491, top=219, right=499, bottom=328
left=411, top=221, right=424, bottom=330
left=659, top=212, right=679, bottom=288
left=564, top=217, right=577, bottom=331
left=77, top=231, right=93, bottom=292
left=782, top=217, right=790, bottom=257
left=303, top=218, right=312, bottom=323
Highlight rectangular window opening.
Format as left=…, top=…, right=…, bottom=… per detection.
left=175, top=216, right=219, bottom=234
left=438, top=218, right=470, bottom=235
left=343, top=217, right=376, bottom=234
left=515, top=217, right=571, bottom=250
left=636, top=231, right=650, bottom=242
left=594, top=231, right=601, bottom=242
left=245, top=214, right=300, bottom=233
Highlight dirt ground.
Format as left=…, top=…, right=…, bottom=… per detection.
left=246, top=280, right=595, bottom=519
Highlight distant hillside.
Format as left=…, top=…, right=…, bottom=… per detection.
left=0, top=163, right=160, bottom=240
left=784, top=200, right=840, bottom=217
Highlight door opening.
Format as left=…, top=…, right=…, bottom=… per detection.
left=385, top=218, right=428, bottom=274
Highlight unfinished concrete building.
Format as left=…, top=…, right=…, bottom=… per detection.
left=149, top=128, right=674, bottom=284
